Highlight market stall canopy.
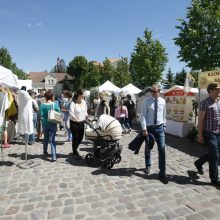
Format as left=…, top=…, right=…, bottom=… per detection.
left=98, top=80, right=120, bottom=93
left=18, top=80, right=32, bottom=91
left=198, top=70, right=220, bottom=89
left=119, top=83, right=141, bottom=95
left=164, top=85, right=198, bottom=96
left=0, top=65, right=19, bottom=89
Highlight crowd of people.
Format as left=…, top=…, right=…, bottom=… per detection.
left=2, top=82, right=220, bottom=187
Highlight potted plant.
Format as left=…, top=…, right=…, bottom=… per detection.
left=186, top=126, right=198, bottom=142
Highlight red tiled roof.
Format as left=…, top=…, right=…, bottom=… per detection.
left=29, top=72, right=73, bottom=83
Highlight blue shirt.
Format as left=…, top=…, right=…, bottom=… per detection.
left=141, top=96, right=166, bottom=130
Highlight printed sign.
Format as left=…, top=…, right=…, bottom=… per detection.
left=198, top=70, right=220, bottom=89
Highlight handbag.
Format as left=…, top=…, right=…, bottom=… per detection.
left=48, top=102, right=62, bottom=124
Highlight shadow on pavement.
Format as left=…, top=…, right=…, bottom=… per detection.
left=91, top=167, right=209, bottom=186
left=165, top=134, right=208, bottom=158
left=0, top=161, right=14, bottom=166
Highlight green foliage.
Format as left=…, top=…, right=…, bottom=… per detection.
left=174, top=68, right=187, bottom=86
left=163, top=67, right=175, bottom=89
left=62, top=75, right=73, bottom=91
left=0, top=47, right=27, bottom=79
left=83, top=62, right=101, bottom=89
left=100, top=58, right=116, bottom=84
left=114, top=57, right=131, bottom=87
left=67, top=56, right=88, bottom=90
left=130, top=28, right=168, bottom=89
left=174, top=0, right=220, bottom=71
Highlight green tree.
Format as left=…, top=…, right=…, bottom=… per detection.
left=67, top=56, right=88, bottom=90
left=83, top=62, right=101, bottom=89
left=174, top=0, right=220, bottom=71
left=113, top=57, right=131, bottom=87
left=174, top=68, right=187, bottom=86
left=62, top=75, right=72, bottom=91
left=163, top=67, right=175, bottom=89
left=0, top=47, right=27, bottom=79
left=130, top=28, right=168, bottom=89
left=100, top=58, right=116, bottom=84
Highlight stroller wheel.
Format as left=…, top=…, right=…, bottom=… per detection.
left=114, top=155, right=121, bottom=164
left=102, top=158, right=114, bottom=169
left=85, top=153, right=95, bottom=166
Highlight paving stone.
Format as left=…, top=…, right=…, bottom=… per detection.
left=48, top=208, right=61, bottom=219
left=64, top=199, right=74, bottom=206
left=85, top=195, right=99, bottom=203
left=5, top=206, right=20, bottom=215
left=175, top=207, right=193, bottom=216
left=163, top=211, right=178, bottom=220
left=186, top=214, right=206, bottom=220
left=96, top=215, right=112, bottom=220
left=22, top=204, right=35, bottom=212
left=199, top=210, right=217, bottom=219
left=37, top=202, right=49, bottom=208
left=148, top=215, right=167, bottom=220
left=30, top=210, right=47, bottom=220
left=51, top=199, right=63, bottom=207
left=62, top=206, right=74, bottom=215
left=113, top=212, right=128, bottom=219
left=12, top=213, right=28, bottom=220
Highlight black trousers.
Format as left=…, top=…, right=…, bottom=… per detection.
left=70, top=120, right=84, bottom=155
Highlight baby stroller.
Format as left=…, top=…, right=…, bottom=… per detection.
left=85, top=114, right=122, bottom=169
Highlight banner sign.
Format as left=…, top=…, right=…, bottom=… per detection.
left=165, top=89, right=194, bottom=97
left=198, top=70, right=220, bottom=89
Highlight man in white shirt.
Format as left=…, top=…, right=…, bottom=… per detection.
left=141, top=84, right=167, bottom=183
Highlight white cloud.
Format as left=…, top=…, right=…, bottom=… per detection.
left=36, top=22, right=43, bottom=26
left=27, top=23, right=32, bottom=27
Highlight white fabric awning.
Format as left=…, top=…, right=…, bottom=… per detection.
left=119, top=83, right=141, bottom=94
left=98, top=80, right=120, bottom=93
left=0, top=65, right=19, bottom=89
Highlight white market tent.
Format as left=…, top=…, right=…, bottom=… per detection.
left=18, top=80, right=32, bottom=91
left=98, top=80, right=120, bottom=93
left=0, top=65, right=19, bottom=89
left=119, top=83, right=141, bottom=95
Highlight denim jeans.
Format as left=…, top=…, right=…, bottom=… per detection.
left=63, top=112, right=72, bottom=141
left=43, top=123, right=57, bottom=160
left=196, top=131, right=220, bottom=181
left=29, top=112, right=38, bottom=144
left=145, top=125, right=166, bottom=175
left=118, top=117, right=131, bottom=133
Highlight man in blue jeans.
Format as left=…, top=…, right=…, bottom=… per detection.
left=141, top=84, right=167, bottom=183
left=194, top=83, right=220, bottom=187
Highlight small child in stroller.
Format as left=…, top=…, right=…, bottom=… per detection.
left=85, top=114, right=122, bottom=169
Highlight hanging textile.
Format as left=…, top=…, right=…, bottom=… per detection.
left=17, top=90, right=33, bottom=135
left=0, top=91, right=9, bottom=128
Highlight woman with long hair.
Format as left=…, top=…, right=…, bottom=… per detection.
left=40, top=91, right=60, bottom=162
left=69, top=89, right=88, bottom=159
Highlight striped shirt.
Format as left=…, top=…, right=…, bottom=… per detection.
left=200, top=97, right=220, bottom=133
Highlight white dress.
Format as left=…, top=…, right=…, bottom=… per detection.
left=17, top=90, right=33, bottom=135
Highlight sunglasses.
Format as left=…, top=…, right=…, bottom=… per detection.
left=151, top=90, right=160, bottom=93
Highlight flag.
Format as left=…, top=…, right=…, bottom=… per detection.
left=184, top=72, right=195, bottom=93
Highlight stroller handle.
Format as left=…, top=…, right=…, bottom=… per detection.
left=84, top=120, right=114, bottom=140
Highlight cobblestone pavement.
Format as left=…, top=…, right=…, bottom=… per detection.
left=0, top=127, right=220, bottom=220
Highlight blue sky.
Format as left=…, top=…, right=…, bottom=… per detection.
left=0, top=0, right=191, bottom=75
